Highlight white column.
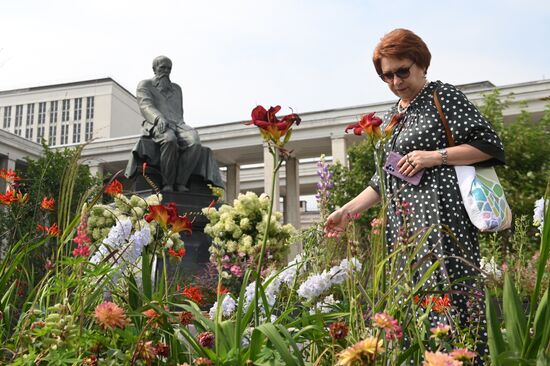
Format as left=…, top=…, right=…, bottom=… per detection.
left=263, top=143, right=280, bottom=211
left=285, top=157, right=302, bottom=259
left=331, top=135, right=348, bottom=167
left=225, top=164, right=240, bottom=204
left=284, top=157, right=300, bottom=229
left=88, top=162, right=104, bottom=178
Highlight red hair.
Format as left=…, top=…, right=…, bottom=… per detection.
left=372, top=29, right=431, bottom=76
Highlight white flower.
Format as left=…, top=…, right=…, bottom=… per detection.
left=297, top=272, right=332, bottom=301
left=124, top=226, right=151, bottom=263
left=209, top=295, right=237, bottom=319
left=102, top=219, right=133, bottom=248
left=328, top=257, right=362, bottom=285
left=534, top=198, right=547, bottom=233
left=480, top=256, right=502, bottom=280
left=279, top=254, right=304, bottom=285
left=309, top=294, right=340, bottom=315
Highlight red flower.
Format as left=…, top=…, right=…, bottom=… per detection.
left=433, top=294, right=452, bottom=314
left=178, top=310, right=194, bottom=326
left=197, top=331, right=215, bottom=348
left=385, top=113, right=403, bottom=134
left=145, top=203, right=192, bottom=234
left=0, top=189, right=16, bottom=205
left=246, top=105, right=301, bottom=146
left=155, top=342, right=170, bottom=357
left=104, top=179, right=123, bottom=196
left=40, top=196, right=55, bottom=210
left=181, top=285, right=204, bottom=304
left=73, top=244, right=91, bottom=257
left=329, top=321, right=349, bottom=340
left=168, top=247, right=186, bottom=258
left=345, top=112, right=383, bottom=137
left=0, top=168, right=21, bottom=183
left=37, top=223, right=60, bottom=237
left=217, top=285, right=231, bottom=295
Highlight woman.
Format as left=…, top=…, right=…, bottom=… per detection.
left=324, top=28, right=504, bottom=357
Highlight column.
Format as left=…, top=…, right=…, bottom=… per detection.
left=263, top=143, right=280, bottom=211
left=285, top=157, right=302, bottom=259
left=330, top=135, right=348, bottom=167
left=88, top=162, right=104, bottom=178
left=1, top=157, right=17, bottom=192
left=225, top=163, right=240, bottom=204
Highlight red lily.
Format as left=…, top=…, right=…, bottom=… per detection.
left=345, top=112, right=383, bottom=137
left=0, top=189, right=16, bottom=205
left=0, top=168, right=21, bottom=183
left=144, top=204, right=171, bottom=228
left=37, top=223, right=59, bottom=237
left=40, top=196, right=55, bottom=210
left=171, top=214, right=192, bottom=234
left=104, top=179, right=123, bottom=196
left=247, top=105, right=301, bottom=146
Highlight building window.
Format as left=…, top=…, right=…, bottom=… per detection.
left=25, top=103, right=34, bottom=139
left=49, top=101, right=58, bottom=124
left=60, top=124, right=69, bottom=145
left=14, top=105, right=22, bottom=135
left=73, top=123, right=81, bottom=143
left=48, top=125, right=57, bottom=145
left=36, top=102, right=46, bottom=142
left=85, top=96, right=94, bottom=141
left=74, top=98, right=82, bottom=121
left=3, top=106, right=12, bottom=129
left=62, top=99, right=70, bottom=122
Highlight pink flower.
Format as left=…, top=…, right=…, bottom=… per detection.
left=73, top=244, right=91, bottom=257
left=230, top=265, right=243, bottom=278
left=450, top=348, right=476, bottom=362
left=94, top=301, right=129, bottom=329
left=423, top=351, right=462, bottom=366
left=197, top=331, right=215, bottom=348
left=430, top=323, right=451, bottom=339
left=372, top=312, right=403, bottom=341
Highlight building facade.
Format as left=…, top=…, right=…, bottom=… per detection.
left=0, top=78, right=142, bottom=146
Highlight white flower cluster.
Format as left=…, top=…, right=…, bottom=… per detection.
left=309, top=294, right=340, bottom=315
left=480, top=257, right=503, bottom=280
left=534, top=198, right=548, bottom=234
left=202, top=192, right=295, bottom=284
left=87, top=193, right=162, bottom=243
left=278, top=254, right=305, bottom=285
left=297, top=257, right=362, bottom=301
left=209, top=294, right=237, bottom=319
left=242, top=274, right=283, bottom=314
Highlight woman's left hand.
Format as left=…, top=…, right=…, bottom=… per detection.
left=397, top=150, right=441, bottom=176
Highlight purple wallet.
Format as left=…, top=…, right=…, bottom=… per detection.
left=383, top=151, right=425, bottom=186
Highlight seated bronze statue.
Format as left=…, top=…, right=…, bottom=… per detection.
left=124, top=56, right=224, bottom=192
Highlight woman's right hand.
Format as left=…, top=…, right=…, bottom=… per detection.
left=323, top=208, right=350, bottom=238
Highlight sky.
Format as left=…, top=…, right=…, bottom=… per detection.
left=1, top=0, right=549, bottom=127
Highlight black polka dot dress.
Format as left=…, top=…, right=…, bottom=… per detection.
left=370, top=81, right=505, bottom=358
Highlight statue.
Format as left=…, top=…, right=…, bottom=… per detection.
left=125, top=56, right=224, bottom=192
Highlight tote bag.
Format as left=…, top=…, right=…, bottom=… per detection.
left=433, top=89, right=512, bottom=232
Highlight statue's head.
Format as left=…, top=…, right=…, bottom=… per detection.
left=152, top=56, right=172, bottom=78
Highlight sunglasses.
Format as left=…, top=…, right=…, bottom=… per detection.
left=379, top=62, right=415, bottom=83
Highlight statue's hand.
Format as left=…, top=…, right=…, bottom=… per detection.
left=156, top=118, right=166, bottom=134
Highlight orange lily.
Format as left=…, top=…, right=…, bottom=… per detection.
left=345, top=112, right=383, bottom=138
left=104, top=179, right=123, bottom=196
left=40, top=196, right=55, bottom=210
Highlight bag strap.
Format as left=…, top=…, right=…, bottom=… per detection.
left=432, top=89, right=456, bottom=147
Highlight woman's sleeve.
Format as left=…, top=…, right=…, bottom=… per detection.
left=368, top=172, right=380, bottom=194
left=437, top=84, right=505, bottom=166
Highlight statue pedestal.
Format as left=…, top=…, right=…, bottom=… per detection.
left=133, top=175, right=218, bottom=282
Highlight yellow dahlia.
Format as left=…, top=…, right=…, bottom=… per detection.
left=337, top=336, right=384, bottom=365
left=94, top=301, right=129, bottom=329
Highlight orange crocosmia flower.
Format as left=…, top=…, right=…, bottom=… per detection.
left=217, top=285, right=230, bottom=295
left=104, top=179, right=123, bottom=196
left=181, top=285, right=204, bottom=304
left=0, top=168, right=21, bottom=183
left=433, top=294, right=451, bottom=314
left=168, top=247, right=186, bottom=258
left=37, top=223, right=59, bottom=236
left=40, top=196, right=55, bottom=210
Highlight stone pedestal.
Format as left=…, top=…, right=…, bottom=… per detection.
left=131, top=172, right=218, bottom=280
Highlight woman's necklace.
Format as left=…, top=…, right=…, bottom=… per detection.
left=397, top=80, right=430, bottom=113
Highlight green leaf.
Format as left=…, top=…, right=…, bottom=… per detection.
left=141, top=252, right=152, bottom=300
left=486, top=291, right=507, bottom=365
left=503, top=272, right=527, bottom=353
left=255, top=323, right=302, bottom=366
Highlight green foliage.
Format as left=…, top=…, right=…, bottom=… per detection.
left=327, top=139, right=380, bottom=237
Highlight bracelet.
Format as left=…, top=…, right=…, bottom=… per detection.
left=437, top=149, right=448, bottom=165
